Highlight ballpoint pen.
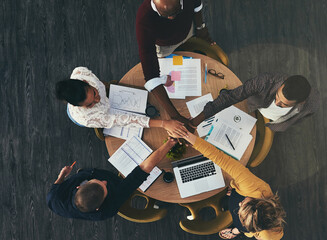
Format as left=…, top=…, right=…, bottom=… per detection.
left=70, top=161, right=76, bottom=168
left=204, top=63, right=207, bottom=84
left=225, top=134, right=235, bottom=150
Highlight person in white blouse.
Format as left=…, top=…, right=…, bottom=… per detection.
left=55, top=67, right=188, bottom=136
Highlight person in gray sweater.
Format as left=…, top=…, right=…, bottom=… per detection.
left=191, top=73, right=319, bottom=132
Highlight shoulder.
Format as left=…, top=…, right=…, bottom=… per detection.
left=136, top=0, right=156, bottom=26
left=302, top=87, right=320, bottom=113
left=256, top=228, right=284, bottom=240
left=71, top=67, right=92, bottom=78
left=136, top=0, right=152, bottom=19
left=255, top=72, right=288, bottom=84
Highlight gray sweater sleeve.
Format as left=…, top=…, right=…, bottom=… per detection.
left=203, top=75, right=266, bottom=118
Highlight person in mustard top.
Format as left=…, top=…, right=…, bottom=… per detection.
left=169, top=130, right=286, bottom=239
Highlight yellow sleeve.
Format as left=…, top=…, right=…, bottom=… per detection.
left=193, top=137, right=272, bottom=197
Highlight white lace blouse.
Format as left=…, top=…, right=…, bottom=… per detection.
left=68, top=67, right=150, bottom=129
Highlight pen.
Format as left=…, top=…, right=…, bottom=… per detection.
left=70, top=161, right=76, bottom=168
left=225, top=134, right=235, bottom=150
left=205, top=63, right=207, bottom=84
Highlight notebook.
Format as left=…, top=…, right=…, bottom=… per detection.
left=172, top=155, right=225, bottom=198
left=107, top=136, right=162, bottom=192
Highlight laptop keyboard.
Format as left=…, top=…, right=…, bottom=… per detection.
left=180, top=161, right=216, bottom=183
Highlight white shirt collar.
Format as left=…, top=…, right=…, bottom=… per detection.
left=151, top=0, right=184, bottom=16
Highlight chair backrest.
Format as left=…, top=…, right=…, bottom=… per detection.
left=176, top=37, right=229, bottom=66
left=117, top=190, right=167, bottom=223
left=247, top=111, right=274, bottom=168
left=179, top=188, right=233, bottom=235
left=66, top=105, right=85, bottom=127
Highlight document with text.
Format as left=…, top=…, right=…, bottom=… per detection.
left=104, top=85, right=148, bottom=139
left=206, top=119, right=253, bottom=160
left=159, top=58, right=202, bottom=99
left=103, top=108, right=144, bottom=140
left=214, top=106, right=256, bottom=133
left=108, top=136, right=162, bottom=192
left=109, top=85, right=148, bottom=114
left=186, top=93, right=213, bottom=118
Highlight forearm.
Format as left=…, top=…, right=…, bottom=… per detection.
left=151, top=85, right=180, bottom=118
left=194, top=11, right=204, bottom=28
left=149, top=119, right=165, bottom=128
left=191, top=112, right=206, bottom=127
left=54, top=175, right=65, bottom=184
left=139, top=142, right=172, bottom=173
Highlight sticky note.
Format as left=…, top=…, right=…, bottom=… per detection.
left=167, top=83, right=175, bottom=93
left=171, top=71, right=181, bottom=81
left=173, top=56, right=183, bottom=65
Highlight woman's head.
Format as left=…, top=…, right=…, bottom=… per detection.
left=238, top=194, right=286, bottom=232
left=55, top=79, right=100, bottom=107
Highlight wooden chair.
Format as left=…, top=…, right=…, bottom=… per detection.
left=117, top=190, right=167, bottom=223
left=247, top=111, right=274, bottom=168
left=176, top=37, right=229, bottom=66
left=179, top=188, right=233, bottom=235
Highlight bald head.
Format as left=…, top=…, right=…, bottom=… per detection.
left=154, top=0, right=181, bottom=19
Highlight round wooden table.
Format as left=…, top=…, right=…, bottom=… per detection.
left=105, top=52, right=256, bottom=203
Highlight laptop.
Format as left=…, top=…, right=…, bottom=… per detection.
left=172, top=155, right=225, bottom=198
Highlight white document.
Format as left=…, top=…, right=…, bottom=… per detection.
left=109, top=85, right=148, bottom=113
left=196, top=106, right=257, bottom=137
left=215, top=106, right=257, bottom=133
left=197, top=116, right=215, bottom=137
left=103, top=108, right=144, bottom=140
left=105, top=85, right=148, bottom=140
left=159, top=58, right=202, bottom=99
left=206, top=119, right=253, bottom=160
left=108, top=136, right=162, bottom=192
left=186, top=93, right=213, bottom=118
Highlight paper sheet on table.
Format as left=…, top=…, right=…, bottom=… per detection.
left=103, top=108, right=144, bottom=140
left=186, top=93, right=213, bottom=118
left=214, top=106, right=257, bottom=133
left=159, top=58, right=201, bottom=99
left=109, top=85, right=148, bottom=113
left=196, top=106, right=256, bottom=137
left=206, top=119, right=253, bottom=160
left=108, top=136, right=162, bottom=192
left=197, top=116, right=215, bottom=137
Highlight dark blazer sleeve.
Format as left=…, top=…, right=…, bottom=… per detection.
left=99, top=166, right=149, bottom=218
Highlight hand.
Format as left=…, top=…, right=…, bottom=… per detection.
left=167, top=128, right=197, bottom=146
left=54, top=165, right=73, bottom=184
left=165, top=137, right=178, bottom=148
left=164, top=75, right=174, bottom=87
left=195, top=27, right=216, bottom=45
left=172, top=115, right=196, bottom=133
left=58, top=166, right=73, bottom=179
left=163, top=120, right=188, bottom=137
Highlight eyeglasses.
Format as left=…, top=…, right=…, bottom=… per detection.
left=208, top=69, right=224, bottom=79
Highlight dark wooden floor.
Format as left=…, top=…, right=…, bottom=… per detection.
left=0, top=0, right=326, bottom=239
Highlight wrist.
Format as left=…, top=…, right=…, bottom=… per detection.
left=54, top=175, right=65, bottom=184
left=161, top=120, right=166, bottom=128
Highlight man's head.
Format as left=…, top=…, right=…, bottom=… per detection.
left=74, top=179, right=108, bottom=212
left=275, top=75, right=311, bottom=108
left=153, top=0, right=182, bottom=19
left=55, top=79, right=100, bottom=107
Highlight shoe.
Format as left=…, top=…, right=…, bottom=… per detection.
left=219, top=228, right=239, bottom=239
